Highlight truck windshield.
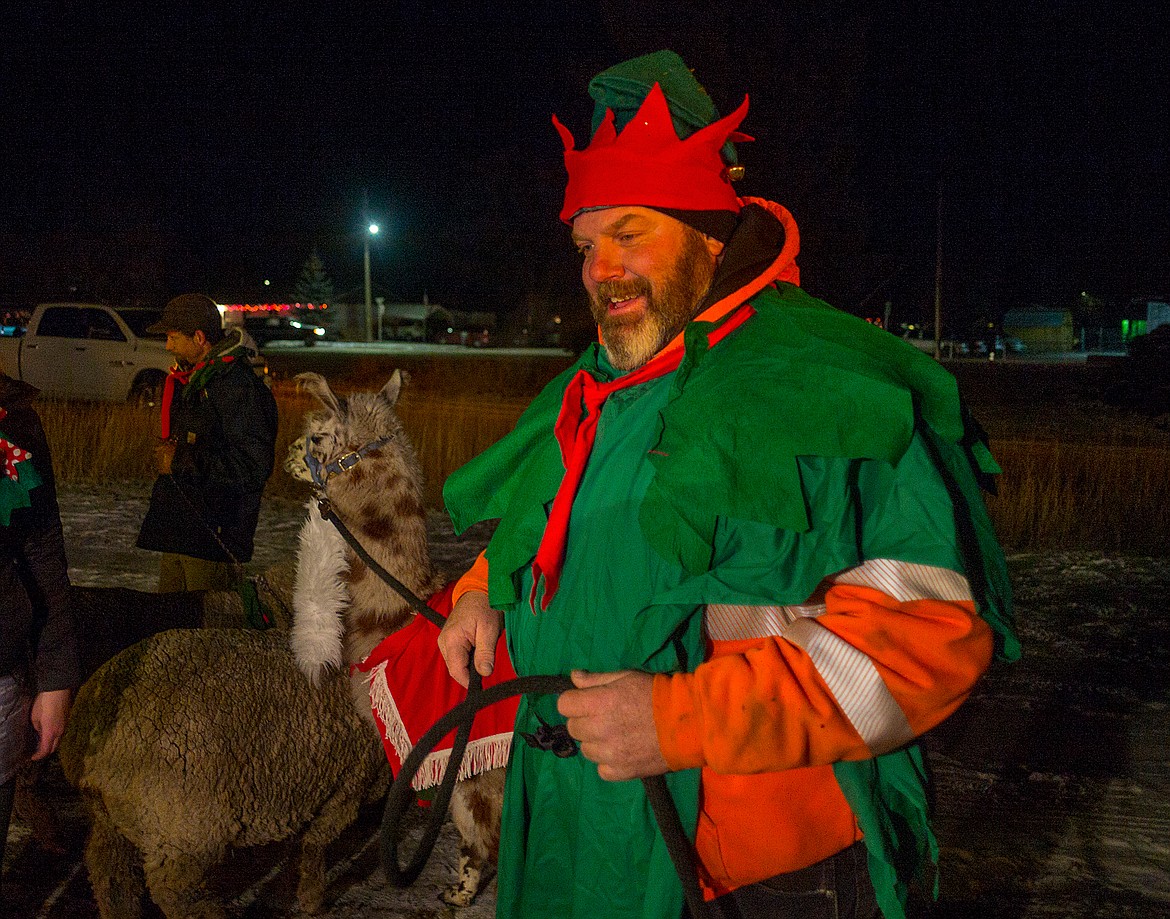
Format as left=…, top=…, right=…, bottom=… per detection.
left=118, top=309, right=166, bottom=340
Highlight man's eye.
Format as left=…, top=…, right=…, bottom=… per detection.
left=576, top=244, right=592, bottom=256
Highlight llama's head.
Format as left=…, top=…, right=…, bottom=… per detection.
left=291, top=370, right=420, bottom=497
left=290, top=370, right=430, bottom=683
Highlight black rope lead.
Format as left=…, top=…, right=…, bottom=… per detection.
left=316, top=497, right=441, bottom=625
left=378, top=674, right=722, bottom=919
left=316, top=494, right=720, bottom=917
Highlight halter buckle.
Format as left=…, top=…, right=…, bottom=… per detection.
left=336, top=451, right=363, bottom=471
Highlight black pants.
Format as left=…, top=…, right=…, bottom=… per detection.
left=705, top=841, right=879, bottom=919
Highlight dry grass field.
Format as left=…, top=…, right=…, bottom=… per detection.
left=34, top=353, right=1170, bottom=555
left=950, top=359, right=1170, bottom=555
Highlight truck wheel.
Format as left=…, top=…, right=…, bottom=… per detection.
left=131, top=372, right=166, bottom=407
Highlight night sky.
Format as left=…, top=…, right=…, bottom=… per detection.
left=3, top=1, right=1167, bottom=334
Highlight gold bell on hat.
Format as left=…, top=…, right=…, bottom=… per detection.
left=724, top=165, right=746, bottom=182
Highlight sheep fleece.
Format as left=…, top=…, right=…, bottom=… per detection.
left=60, top=627, right=387, bottom=855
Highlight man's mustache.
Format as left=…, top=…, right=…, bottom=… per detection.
left=595, top=279, right=652, bottom=302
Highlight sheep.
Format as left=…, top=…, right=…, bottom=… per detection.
left=59, top=627, right=387, bottom=917
left=15, top=569, right=296, bottom=857
left=57, top=370, right=502, bottom=917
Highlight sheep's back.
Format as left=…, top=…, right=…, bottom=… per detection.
left=60, top=628, right=384, bottom=850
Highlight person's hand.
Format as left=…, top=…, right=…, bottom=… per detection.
left=438, top=590, right=503, bottom=688
left=155, top=439, right=176, bottom=475
left=30, top=688, right=73, bottom=760
left=557, top=670, right=668, bottom=781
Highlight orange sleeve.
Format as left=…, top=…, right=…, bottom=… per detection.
left=451, top=549, right=490, bottom=606
left=653, top=585, right=993, bottom=775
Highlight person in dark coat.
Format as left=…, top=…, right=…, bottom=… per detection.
left=0, top=370, right=79, bottom=888
left=136, top=293, right=278, bottom=592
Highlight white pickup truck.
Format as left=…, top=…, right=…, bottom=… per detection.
left=0, top=302, right=175, bottom=403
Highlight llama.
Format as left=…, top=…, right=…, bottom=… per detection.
left=59, top=370, right=501, bottom=916
left=287, top=370, right=504, bottom=908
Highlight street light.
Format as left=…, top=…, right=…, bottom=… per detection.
left=363, top=222, right=379, bottom=342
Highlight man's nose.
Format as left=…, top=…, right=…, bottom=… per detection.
left=586, top=242, right=624, bottom=284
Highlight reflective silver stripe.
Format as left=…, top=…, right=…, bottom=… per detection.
left=832, top=558, right=972, bottom=603
left=782, top=618, right=914, bottom=753
left=706, top=602, right=825, bottom=642
left=704, top=559, right=970, bottom=754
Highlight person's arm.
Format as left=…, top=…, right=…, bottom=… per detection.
left=17, top=409, right=80, bottom=697
left=566, top=431, right=998, bottom=780
left=653, top=583, right=991, bottom=774
left=655, top=433, right=996, bottom=774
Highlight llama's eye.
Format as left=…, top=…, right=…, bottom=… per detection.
left=310, top=434, right=325, bottom=446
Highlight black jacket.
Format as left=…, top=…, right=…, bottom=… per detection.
left=0, top=374, right=80, bottom=691
left=136, top=335, right=278, bottom=563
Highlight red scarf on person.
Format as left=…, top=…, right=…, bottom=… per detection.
left=158, top=354, right=237, bottom=440
left=530, top=302, right=755, bottom=611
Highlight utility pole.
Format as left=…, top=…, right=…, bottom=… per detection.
left=933, top=177, right=943, bottom=360
left=363, top=190, right=372, bottom=343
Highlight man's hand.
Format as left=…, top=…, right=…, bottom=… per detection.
left=438, top=590, right=503, bottom=688
left=30, top=688, right=72, bottom=760
left=155, top=439, right=176, bottom=475
left=557, top=670, right=668, bottom=781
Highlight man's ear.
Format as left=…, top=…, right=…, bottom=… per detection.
left=193, top=329, right=208, bottom=347
left=705, top=235, right=726, bottom=263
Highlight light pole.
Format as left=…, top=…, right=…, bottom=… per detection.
left=362, top=223, right=381, bottom=341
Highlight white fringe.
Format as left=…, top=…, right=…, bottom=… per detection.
left=291, top=498, right=351, bottom=683
left=367, top=661, right=513, bottom=791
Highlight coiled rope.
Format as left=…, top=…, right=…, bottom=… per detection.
left=318, top=495, right=720, bottom=919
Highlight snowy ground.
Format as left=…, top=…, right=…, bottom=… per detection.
left=3, top=483, right=1169, bottom=917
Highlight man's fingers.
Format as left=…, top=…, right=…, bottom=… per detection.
left=570, top=668, right=629, bottom=688
left=30, top=736, right=56, bottom=761
left=438, top=632, right=473, bottom=688
left=473, top=642, right=496, bottom=677
left=438, top=591, right=502, bottom=688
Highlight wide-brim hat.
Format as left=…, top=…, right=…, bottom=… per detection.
left=148, top=293, right=222, bottom=336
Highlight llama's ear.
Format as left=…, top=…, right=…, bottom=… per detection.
left=296, top=372, right=341, bottom=414
left=380, top=369, right=404, bottom=406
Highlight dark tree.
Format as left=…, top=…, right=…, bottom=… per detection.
left=295, top=250, right=335, bottom=305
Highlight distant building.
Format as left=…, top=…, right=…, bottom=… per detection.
left=377, top=300, right=453, bottom=342
left=1002, top=309, right=1077, bottom=352
left=325, top=289, right=451, bottom=342
left=1143, top=299, right=1170, bottom=333
left=438, top=309, right=497, bottom=346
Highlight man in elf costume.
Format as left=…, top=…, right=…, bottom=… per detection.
left=137, top=293, right=277, bottom=592
left=439, top=51, right=1019, bottom=919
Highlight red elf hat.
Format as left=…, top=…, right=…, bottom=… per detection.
left=553, top=80, right=753, bottom=224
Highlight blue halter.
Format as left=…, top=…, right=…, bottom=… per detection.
left=305, top=435, right=393, bottom=490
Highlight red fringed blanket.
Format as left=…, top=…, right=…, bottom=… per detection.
left=354, top=583, right=519, bottom=790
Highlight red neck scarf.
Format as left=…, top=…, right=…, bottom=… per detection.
left=158, top=355, right=235, bottom=440
left=530, top=303, right=754, bottom=611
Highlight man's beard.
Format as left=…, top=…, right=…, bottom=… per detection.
left=590, top=229, right=717, bottom=371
